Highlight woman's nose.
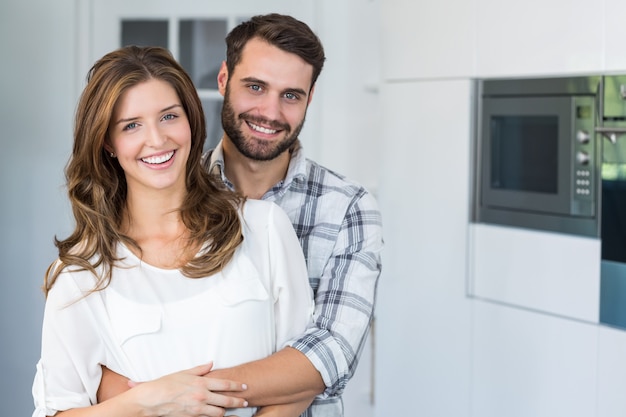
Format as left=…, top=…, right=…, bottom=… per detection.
left=145, top=124, right=167, bottom=147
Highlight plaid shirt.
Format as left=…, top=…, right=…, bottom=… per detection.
left=203, top=140, right=383, bottom=417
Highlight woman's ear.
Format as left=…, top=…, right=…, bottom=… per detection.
left=103, top=141, right=115, bottom=157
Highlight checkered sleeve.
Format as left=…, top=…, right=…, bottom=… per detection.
left=288, top=190, right=383, bottom=398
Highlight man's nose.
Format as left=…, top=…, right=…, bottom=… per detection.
left=257, top=94, right=282, bottom=121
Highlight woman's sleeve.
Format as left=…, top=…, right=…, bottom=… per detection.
left=32, top=271, right=105, bottom=416
left=266, top=203, right=314, bottom=349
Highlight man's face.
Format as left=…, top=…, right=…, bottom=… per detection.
left=219, top=37, right=314, bottom=161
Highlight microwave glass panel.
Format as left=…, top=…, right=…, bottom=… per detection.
left=490, top=115, right=559, bottom=194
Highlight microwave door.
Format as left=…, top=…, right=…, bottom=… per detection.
left=481, top=96, right=577, bottom=215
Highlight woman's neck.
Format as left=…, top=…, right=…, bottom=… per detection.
left=121, top=186, right=194, bottom=269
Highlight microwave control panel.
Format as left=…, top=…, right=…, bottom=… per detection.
left=571, top=95, right=595, bottom=217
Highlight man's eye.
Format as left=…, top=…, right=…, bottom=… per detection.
left=250, top=85, right=262, bottom=92
left=285, top=92, right=299, bottom=100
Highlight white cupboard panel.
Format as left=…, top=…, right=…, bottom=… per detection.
left=472, top=300, right=598, bottom=417
left=475, top=0, right=604, bottom=77
left=470, top=223, right=601, bottom=322
left=375, top=80, right=472, bottom=417
left=380, top=0, right=476, bottom=80
left=605, top=0, right=626, bottom=71
left=597, top=326, right=626, bottom=417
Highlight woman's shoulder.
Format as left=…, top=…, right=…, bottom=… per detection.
left=240, top=199, right=278, bottom=220
left=239, top=199, right=292, bottom=235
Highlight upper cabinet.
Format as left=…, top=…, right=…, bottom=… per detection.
left=380, top=0, right=620, bottom=81
left=380, top=0, right=476, bottom=81
left=605, top=0, right=626, bottom=72
left=475, top=0, right=604, bottom=77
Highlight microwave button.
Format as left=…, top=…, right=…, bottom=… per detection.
left=576, top=151, right=590, bottom=165
left=577, top=130, right=591, bottom=144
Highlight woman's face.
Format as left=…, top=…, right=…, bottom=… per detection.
left=107, top=78, right=192, bottom=195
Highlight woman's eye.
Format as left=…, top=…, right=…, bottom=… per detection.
left=122, top=122, right=138, bottom=131
left=162, top=113, right=177, bottom=121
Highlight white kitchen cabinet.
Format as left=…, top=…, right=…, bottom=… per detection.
left=469, top=223, right=601, bottom=323
left=604, top=0, right=626, bottom=72
left=380, top=0, right=476, bottom=80
left=472, top=300, right=598, bottom=417
left=597, top=325, right=626, bottom=416
left=374, top=79, right=472, bottom=417
left=475, top=0, right=604, bottom=77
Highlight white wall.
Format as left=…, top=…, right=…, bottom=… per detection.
left=0, top=1, right=76, bottom=416
left=375, top=1, right=626, bottom=417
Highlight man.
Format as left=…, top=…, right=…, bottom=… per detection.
left=99, top=13, right=383, bottom=417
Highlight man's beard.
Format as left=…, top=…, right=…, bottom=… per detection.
left=221, top=87, right=305, bottom=161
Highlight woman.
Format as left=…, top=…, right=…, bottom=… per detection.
left=32, top=45, right=314, bottom=417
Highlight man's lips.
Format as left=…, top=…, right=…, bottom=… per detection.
left=248, top=121, right=278, bottom=134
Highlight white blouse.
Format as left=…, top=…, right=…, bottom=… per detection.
left=32, top=200, right=314, bottom=417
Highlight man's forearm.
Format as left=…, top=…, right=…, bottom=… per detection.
left=98, top=365, right=130, bottom=402
left=97, top=347, right=325, bottom=408
left=253, top=396, right=316, bottom=417
left=210, top=346, right=325, bottom=406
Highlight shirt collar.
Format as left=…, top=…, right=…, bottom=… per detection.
left=205, top=140, right=234, bottom=191
left=206, top=139, right=308, bottom=196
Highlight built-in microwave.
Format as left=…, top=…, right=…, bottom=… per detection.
left=473, top=75, right=626, bottom=238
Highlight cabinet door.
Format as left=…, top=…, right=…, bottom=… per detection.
left=472, top=300, right=598, bottom=417
left=81, top=0, right=314, bottom=151
left=475, top=0, right=603, bottom=77
left=381, top=0, right=476, bottom=80
left=605, top=0, right=626, bottom=71
left=375, top=79, right=472, bottom=417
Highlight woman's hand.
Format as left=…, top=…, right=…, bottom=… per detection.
left=100, top=363, right=249, bottom=417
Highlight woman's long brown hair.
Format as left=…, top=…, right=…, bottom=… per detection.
left=44, top=45, right=243, bottom=296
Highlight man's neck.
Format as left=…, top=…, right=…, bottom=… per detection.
left=222, top=139, right=291, bottom=199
